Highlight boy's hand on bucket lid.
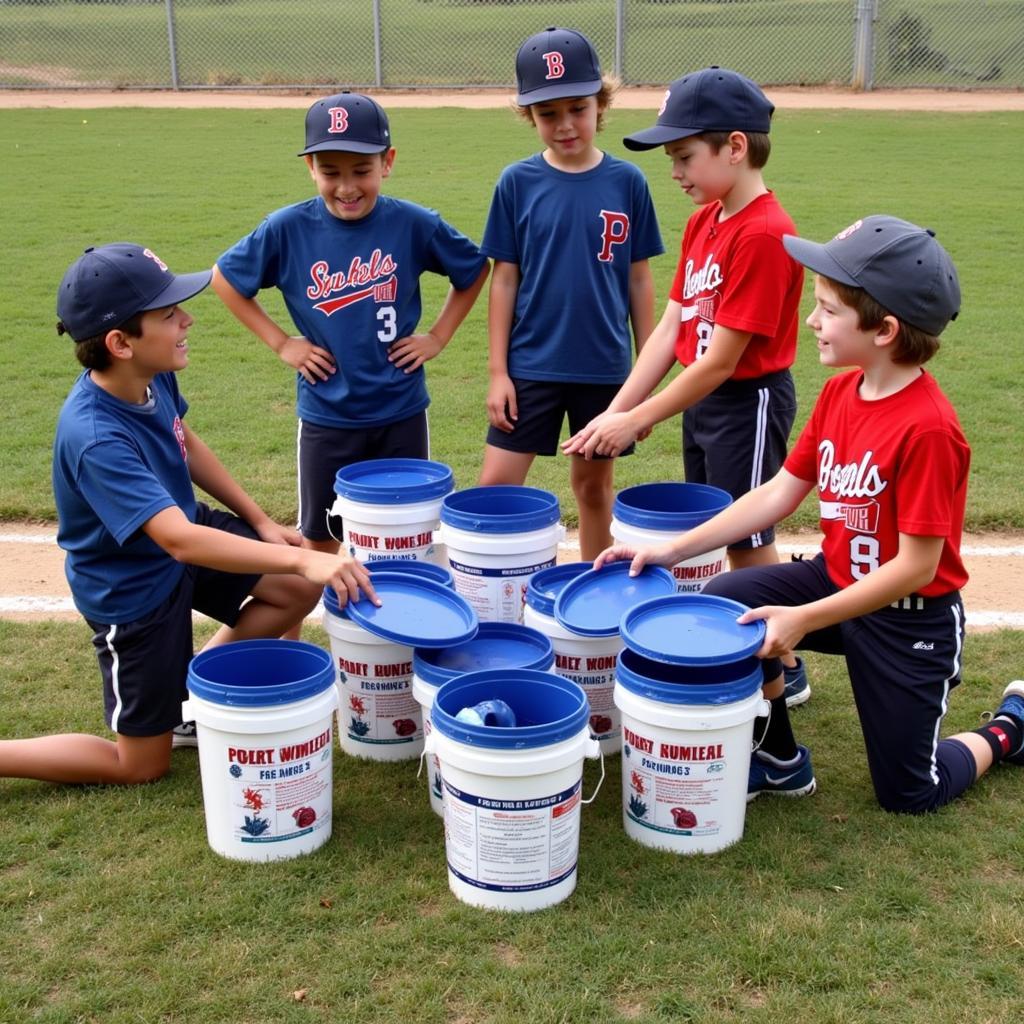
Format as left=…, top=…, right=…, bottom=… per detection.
left=592, top=544, right=639, bottom=573
left=304, top=551, right=381, bottom=608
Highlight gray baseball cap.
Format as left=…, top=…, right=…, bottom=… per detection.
left=783, top=215, right=961, bottom=336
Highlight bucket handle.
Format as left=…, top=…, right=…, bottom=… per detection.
left=751, top=698, right=771, bottom=754
left=580, top=738, right=605, bottom=806
left=326, top=505, right=344, bottom=546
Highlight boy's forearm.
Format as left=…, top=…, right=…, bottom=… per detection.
left=606, top=311, right=678, bottom=413
left=183, top=425, right=272, bottom=528
left=427, top=262, right=490, bottom=347
left=628, top=261, right=656, bottom=356
left=487, top=263, right=518, bottom=375
left=211, top=264, right=290, bottom=353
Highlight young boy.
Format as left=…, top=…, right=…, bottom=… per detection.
left=0, top=243, right=375, bottom=788
left=562, top=64, right=807, bottom=698
left=213, top=92, right=488, bottom=553
left=479, top=27, right=663, bottom=559
left=596, top=216, right=1024, bottom=814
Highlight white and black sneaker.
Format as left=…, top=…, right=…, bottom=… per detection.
left=171, top=721, right=199, bottom=749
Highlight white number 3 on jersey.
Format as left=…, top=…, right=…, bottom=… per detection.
left=377, top=306, right=397, bottom=343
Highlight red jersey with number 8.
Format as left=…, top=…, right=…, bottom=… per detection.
left=785, top=370, right=970, bottom=595
left=668, top=191, right=802, bottom=378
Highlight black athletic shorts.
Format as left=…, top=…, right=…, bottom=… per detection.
left=88, top=503, right=260, bottom=737
left=297, top=412, right=429, bottom=541
left=485, top=378, right=634, bottom=458
left=683, top=370, right=796, bottom=550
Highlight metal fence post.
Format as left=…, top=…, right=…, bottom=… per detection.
left=373, top=0, right=383, bottom=88
left=165, top=0, right=180, bottom=90
left=615, top=0, right=625, bottom=82
left=852, top=0, right=878, bottom=91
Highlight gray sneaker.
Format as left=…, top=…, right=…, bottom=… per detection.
left=171, top=721, right=198, bottom=749
left=783, top=657, right=811, bottom=708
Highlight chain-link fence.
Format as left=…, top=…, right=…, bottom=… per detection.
left=1, top=0, right=1021, bottom=91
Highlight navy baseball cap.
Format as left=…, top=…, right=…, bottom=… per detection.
left=783, top=216, right=961, bottom=336
left=623, top=66, right=774, bottom=151
left=515, top=26, right=603, bottom=106
left=56, top=243, right=211, bottom=342
left=299, top=92, right=391, bottom=156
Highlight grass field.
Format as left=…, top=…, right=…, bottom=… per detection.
left=2, top=621, right=1023, bottom=1023
left=1, top=105, right=1023, bottom=528
left=1, top=1, right=1022, bottom=90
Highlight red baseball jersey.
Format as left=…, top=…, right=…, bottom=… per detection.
left=668, top=191, right=803, bottom=378
left=786, top=370, right=970, bottom=595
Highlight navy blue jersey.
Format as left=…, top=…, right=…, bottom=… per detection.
left=217, top=195, right=486, bottom=429
left=53, top=371, right=197, bottom=623
left=480, top=153, right=664, bottom=384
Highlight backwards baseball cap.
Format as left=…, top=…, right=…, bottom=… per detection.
left=56, top=243, right=211, bottom=342
left=623, top=66, right=773, bottom=151
left=783, top=216, right=961, bottom=336
left=299, top=92, right=391, bottom=156
left=515, top=26, right=603, bottom=106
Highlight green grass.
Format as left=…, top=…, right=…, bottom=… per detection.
left=1, top=0, right=1022, bottom=89
left=1, top=105, right=1022, bottom=529
left=2, top=620, right=1023, bottom=1022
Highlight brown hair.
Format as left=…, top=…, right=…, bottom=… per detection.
left=700, top=130, right=771, bottom=169
left=821, top=276, right=941, bottom=365
left=515, top=78, right=618, bottom=133
left=58, top=312, right=145, bottom=371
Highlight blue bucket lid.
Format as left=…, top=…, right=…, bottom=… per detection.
left=440, top=485, right=560, bottom=534
left=613, top=482, right=732, bottom=531
left=616, top=647, right=763, bottom=705
left=525, top=561, right=591, bottom=616
left=333, top=458, right=454, bottom=504
left=344, top=572, right=478, bottom=649
left=187, top=640, right=334, bottom=707
left=323, top=559, right=454, bottom=616
left=554, top=561, right=676, bottom=638
left=620, top=594, right=766, bottom=665
left=432, top=668, right=589, bottom=749
left=413, top=622, right=554, bottom=687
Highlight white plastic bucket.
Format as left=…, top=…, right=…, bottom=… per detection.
left=412, top=622, right=554, bottom=817
left=439, top=485, right=563, bottom=624
left=331, top=458, right=453, bottom=565
left=427, top=669, right=602, bottom=912
left=611, top=482, right=732, bottom=592
left=322, top=586, right=422, bottom=761
left=524, top=562, right=623, bottom=757
left=183, top=640, right=338, bottom=862
left=614, top=646, right=767, bottom=855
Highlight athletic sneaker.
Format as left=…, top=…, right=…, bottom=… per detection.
left=171, top=721, right=198, bottom=749
left=783, top=657, right=811, bottom=708
left=747, top=745, right=817, bottom=802
left=992, top=681, right=1024, bottom=765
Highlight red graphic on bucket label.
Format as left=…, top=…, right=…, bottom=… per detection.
left=551, top=643, right=621, bottom=745
left=227, top=727, right=333, bottom=844
left=671, top=553, right=726, bottom=592
left=337, top=657, right=422, bottom=745
left=346, top=530, right=436, bottom=559
left=443, top=780, right=582, bottom=892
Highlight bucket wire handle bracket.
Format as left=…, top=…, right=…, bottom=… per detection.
left=581, top=745, right=606, bottom=805
left=750, top=698, right=772, bottom=754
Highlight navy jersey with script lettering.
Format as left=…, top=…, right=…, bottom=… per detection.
left=53, top=371, right=198, bottom=623
left=481, top=153, right=663, bottom=383
left=217, top=195, right=486, bottom=429
left=668, top=191, right=801, bottom=378
left=785, top=369, right=970, bottom=595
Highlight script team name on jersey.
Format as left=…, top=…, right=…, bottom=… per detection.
left=307, top=250, right=399, bottom=316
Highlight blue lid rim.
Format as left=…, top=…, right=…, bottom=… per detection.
left=413, top=622, right=554, bottom=686
left=525, top=561, right=592, bottom=616
left=333, top=458, right=454, bottom=504
left=187, top=640, right=334, bottom=707
left=432, top=668, right=589, bottom=749
left=613, top=482, right=732, bottom=531
left=440, top=485, right=560, bottom=534
left=616, top=647, right=763, bottom=705
left=553, top=562, right=676, bottom=638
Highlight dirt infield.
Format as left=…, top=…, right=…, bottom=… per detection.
left=1, top=86, right=1023, bottom=112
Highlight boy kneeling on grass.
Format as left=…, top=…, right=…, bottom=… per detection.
left=596, top=215, right=1024, bottom=813
left=0, top=243, right=376, bottom=788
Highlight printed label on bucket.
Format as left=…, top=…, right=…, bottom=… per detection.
left=226, top=727, right=333, bottom=844
left=622, top=724, right=728, bottom=838
left=346, top=528, right=438, bottom=563
left=670, top=548, right=727, bottom=594
left=449, top=558, right=555, bottom=624
left=443, top=779, right=581, bottom=892
left=337, top=655, right=421, bottom=745
left=552, top=649, right=619, bottom=744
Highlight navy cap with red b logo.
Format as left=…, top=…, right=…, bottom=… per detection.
left=299, top=92, right=391, bottom=156
left=515, top=26, right=603, bottom=106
